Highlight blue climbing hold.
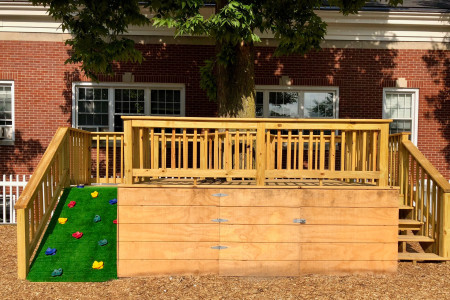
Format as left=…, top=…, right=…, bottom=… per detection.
left=76, top=184, right=84, bottom=188
left=98, top=239, right=108, bottom=246
left=51, top=268, right=63, bottom=277
left=45, top=247, right=57, bottom=256
left=109, top=198, right=117, bottom=205
left=93, top=215, right=101, bottom=223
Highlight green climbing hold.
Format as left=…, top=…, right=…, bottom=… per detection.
left=98, top=239, right=108, bottom=246
left=51, top=268, right=63, bottom=277
left=93, top=215, right=101, bottom=223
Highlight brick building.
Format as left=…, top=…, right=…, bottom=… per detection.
left=0, top=0, right=449, bottom=179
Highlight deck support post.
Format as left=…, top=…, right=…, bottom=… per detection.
left=440, top=192, right=450, bottom=258
left=256, top=123, right=266, bottom=186
left=378, top=123, right=390, bottom=186
left=17, top=208, right=29, bottom=279
left=124, top=120, right=134, bottom=184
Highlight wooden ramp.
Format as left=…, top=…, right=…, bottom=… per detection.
left=117, top=186, right=398, bottom=277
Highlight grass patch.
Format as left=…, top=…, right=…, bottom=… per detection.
left=27, top=186, right=117, bottom=282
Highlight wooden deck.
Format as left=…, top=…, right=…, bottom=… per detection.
left=122, top=178, right=391, bottom=188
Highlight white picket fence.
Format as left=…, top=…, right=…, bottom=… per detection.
left=0, top=175, right=29, bottom=224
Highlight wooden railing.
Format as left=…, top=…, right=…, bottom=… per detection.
left=122, top=117, right=391, bottom=186
left=14, top=128, right=92, bottom=279
left=91, top=132, right=124, bottom=184
left=389, top=132, right=450, bottom=257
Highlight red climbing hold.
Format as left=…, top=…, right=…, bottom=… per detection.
left=72, top=231, right=83, bottom=239
left=113, top=219, right=117, bottom=224
left=67, top=201, right=76, bottom=208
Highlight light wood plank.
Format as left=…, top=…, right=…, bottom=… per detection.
left=118, top=260, right=218, bottom=277
left=118, top=206, right=219, bottom=224
left=118, top=242, right=219, bottom=260
left=220, top=225, right=397, bottom=243
left=219, top=206, right=396, bottom=225
left=118, top=188, right=219, bottom=206
left=218, top=188, right=398, bottom=207
left=219, top=242, right=397, bottom=261
left=119, top=224, right=219, bottom=242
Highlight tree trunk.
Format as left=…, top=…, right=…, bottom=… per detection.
left=215, top=1, right=256, bottom=118
left=216, top=41, right=256, bottom=118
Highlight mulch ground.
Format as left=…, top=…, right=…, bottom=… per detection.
left=1, top=225, right=450, bottom=300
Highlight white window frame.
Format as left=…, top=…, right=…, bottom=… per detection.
left=72, top=82, right=186, bottom=131
left=0, top=80, right=15, bottom=145
left=383, top=88, right=419, bottom=146
left=255, top=85, right=339, bottom=118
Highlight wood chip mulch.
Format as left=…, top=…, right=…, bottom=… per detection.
left=1, top=225, right=449, bottom=300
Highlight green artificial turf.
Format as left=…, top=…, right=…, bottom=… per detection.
left=27, top=186, right=117, bottom=282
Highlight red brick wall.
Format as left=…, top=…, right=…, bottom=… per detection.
left=0, top=41, right=449, bottom=179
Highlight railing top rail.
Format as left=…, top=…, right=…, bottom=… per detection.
left=122, top=116, right=392, bottom=124
left=90, top=132, right=124, bottom=135
left=389, top=132, right=411, bottom=138
left=403, top=140, right=450, bottom=193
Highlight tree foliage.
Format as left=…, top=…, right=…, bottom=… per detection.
left=33, top=0, right=402, bottom=115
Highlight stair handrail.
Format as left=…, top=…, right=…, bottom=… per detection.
left=402, top=140, right=450, bottom=193
left=395, top=133, right=450, bottom=258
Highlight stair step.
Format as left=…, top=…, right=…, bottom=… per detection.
left=398, top=253, right=450, bottom=261
left=399, top=219, right=423, bottom=230
left=399, top=205, right=413, bottom=210
left=398, top=235, right=434, bottom=243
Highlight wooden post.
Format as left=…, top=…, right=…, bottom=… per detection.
left=17, top=208, right=29, bottom=279
left=398, top=133, right=409, bottom=200
left=85, top=133, right=91, bottom=184
left=378, top=124, right=389, bottom=186
left=256, top=123, right=266, bottom=186
left=440, top=192, right=450, bottom=258
left=124, top=120, right=134, bottom=185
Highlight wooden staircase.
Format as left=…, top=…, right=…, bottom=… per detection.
left=398, top=202, right=450, bottom=263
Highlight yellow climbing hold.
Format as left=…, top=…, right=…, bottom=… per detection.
left=91, top=191, right=99, bottom=198
left=58, top=218, right=68, bottom=224
left=92, top=261, right=104, bottom=269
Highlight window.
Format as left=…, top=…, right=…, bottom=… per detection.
left=383, top=88, right=418, bottom=145
left=77, top=88, right=109, bottom=132
left=73, top=83, right=185, bottom=132
left=255, top=86, right=339, bottom=118
left=114, top=89, right=145, bottom=132
left=0, top=81, right=14, bottom=144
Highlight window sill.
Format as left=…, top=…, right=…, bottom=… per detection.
left=0, top=140, right=14, bottom=146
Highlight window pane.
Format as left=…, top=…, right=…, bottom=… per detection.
left=77, top=87, right=109, bottom=130
left=94, top=88, right=101, bottom=100
left=79, top=88, right=85, bottom=99
left=304, top=92, right=334, bottom=118
left=268, top=91, right=299, bottom=118
left=150, top=89, right=182, bottom=116
left=0, top=85, right=13, bottom=127
left=255, top=91, right=264, bottom=117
